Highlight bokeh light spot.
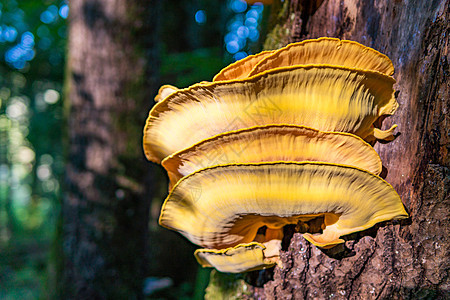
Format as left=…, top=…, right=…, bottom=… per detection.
left=234, top=51, right=248, bottom=61
left=245, top=17, right=257, bottom=27
left=251, top=3, right=264, bottom=13
left=225, top=0, right=264, bottom=61
left=21, top=32, right=34, bottom=47
left=237, top=26, right=249, bottom=38
left=194, top=10, right=206, bottom=24
left=0, top=25, right=18, bottom=42
left=59, top=4, right=69, bottom=19
left=40, top=154, right=54, bottom=165
left=17, top=147, right=35, bottom=164
left=6, top=98, right=28, bottom=120
left=230, top=0, right=247, bottom=13
left=5, top=32, right=35, bottom=69
left=37, top=164, right=51, bottom=181
left=43, top=89, right=59, bottom=104
left=224, top=32, right=238, bottom=44
left=40, top=5, right=59, bottom=24
left=246, top=8, right=259, bottom=19
left=226, top=40, right=240, bottom=54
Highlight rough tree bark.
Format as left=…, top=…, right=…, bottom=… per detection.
left=246, top=0, right=449, bottom=299
left=60, top=0, right=160, bottom=298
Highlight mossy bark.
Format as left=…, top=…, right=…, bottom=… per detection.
left=246, top=0, right=448, bottom=299
left=60, top=0, right=161, bottom=298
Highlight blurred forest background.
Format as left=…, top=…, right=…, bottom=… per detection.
left=0, top=0, right=268, bottom=298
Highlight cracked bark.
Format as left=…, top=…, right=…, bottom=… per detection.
left=249, top=0, right=449, bottom=299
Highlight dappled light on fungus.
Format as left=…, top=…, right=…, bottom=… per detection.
left=143, top=37, right=408, bottom=273
left=213, top=50, right=273, bottom=81
left=159, top=162, right=408, bottom=250
left=161, top=125, right=383, bottom=189
left=248, top=37, right=395, bottom=77
left=144, top=65, right=398, bottom=163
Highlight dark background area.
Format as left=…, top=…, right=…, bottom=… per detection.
left=0, top=0, right=267, bottom=298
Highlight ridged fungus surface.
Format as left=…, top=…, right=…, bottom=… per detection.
left=159, top=162, right=408, bottom=249
left=248, top=37, right=394, bottom=77
left=143, top=38, right=408, bottom=273
left=144, top=65, right=397, bottom=163
left=161, top=125, right=382, bottom=189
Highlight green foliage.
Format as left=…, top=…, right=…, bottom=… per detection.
left=161, top=47, right=226, bottom=88
left=0, top=0, right=66, bottom=298
left=204, top=270, right=251, bottom=300
left=262, top=0, right=290, bottom=50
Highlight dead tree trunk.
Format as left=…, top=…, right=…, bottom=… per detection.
left=60, top=0, right=160, bottom=298
left=250, top=0, right=449, bottom=299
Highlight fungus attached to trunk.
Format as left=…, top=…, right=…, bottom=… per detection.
left=159, top=162, right=408, bottom=250
left=143, top=38, right=407, bottom=274
left=194, top=242, right=277, bottom=274
left=162, top=125, right=382, bottom=189
left=194, top=227, right=284, bottom=274
left=144, top=65, right=397, bottom=163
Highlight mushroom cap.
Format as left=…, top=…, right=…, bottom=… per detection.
left=159, top=162, right=408, bottom=249
left=249, top=37, right=394, bottom=77
left=162, top=125, right=382, bottom=189
left=144, top=65, right=397, bottom=163
left=213, top=50, right=273, bottom=82
left=154, top=85, right=178, bottom=103
left=195, top=242, right=277, bottom=273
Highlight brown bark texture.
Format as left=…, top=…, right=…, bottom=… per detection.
left=250, top=0, right=449, bottom=299
left=62, top=0, right=160, bottom=298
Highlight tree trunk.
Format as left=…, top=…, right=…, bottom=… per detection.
left=61, top=0, right=160, bottom=298
left=247, top=0, right=449, bottom=299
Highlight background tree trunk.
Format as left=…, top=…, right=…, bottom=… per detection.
left=248, top=0, right=449, bottom=299
left=61, top=0, right=160, bottom=298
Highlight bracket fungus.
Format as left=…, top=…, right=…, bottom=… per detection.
left=159, top=162, right=408, bottom=249
left=143, top=38, right=408, bottom=273
left=144, top=65, right=398, bottom=163
left=213, top=50, right=273, bottom=82
left=154, top=84, right=178, bottom=103
left=162, top=125, right=382, bottom=189
left=248, top=37, right=395, bottom=77
left=195, top=242, right=278, bottom=274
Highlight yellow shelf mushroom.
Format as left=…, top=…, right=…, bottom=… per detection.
left=162, top=125, right=382, bottom=189
left=154, top=85, right=178, bottom=103
left=213, top=50, right=274, bottom=82
left=159, top=162, right=408, bottom=250
left=248, top=37, right=394, bottom=77
left=195, top=242, right=278, bottom=274
left=144, top=38, right=406, bottom=273
left=144, top=65, right=397, bottom=163
left=195, top=227, right=284, bottom=273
